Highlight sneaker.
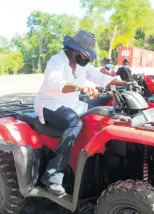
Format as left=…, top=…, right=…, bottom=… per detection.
left=48, top=184, right=65, bottom=196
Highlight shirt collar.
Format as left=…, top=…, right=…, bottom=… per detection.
left=58, top=50, right=89, bottom=69
left=59, top=50, right=69, bottom=64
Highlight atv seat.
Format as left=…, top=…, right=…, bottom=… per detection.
left=17, top=112, right=63, bottom=138
left=17, top=106, right=114, bottom=138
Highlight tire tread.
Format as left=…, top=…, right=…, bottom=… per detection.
left=0, top=151, right=25, bottom=214
left=97, top=179, right=154, bottom=214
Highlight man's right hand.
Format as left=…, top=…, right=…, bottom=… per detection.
left=80, top=87, right=99, bottom=99
left=62, top=83, right=99, bottom=99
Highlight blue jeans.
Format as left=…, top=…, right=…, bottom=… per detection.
left=41, top=106, right=83, bottom=185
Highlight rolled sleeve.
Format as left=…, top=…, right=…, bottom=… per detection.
left=86, top=64, right=114, bottom=87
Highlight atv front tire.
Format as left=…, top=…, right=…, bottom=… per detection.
left=96, top=180, right=154, bottom=214
left=0, top=151, right=25, bottom=214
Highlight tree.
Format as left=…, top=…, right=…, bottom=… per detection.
left=0, top=37, right=10, bottom=52
left=11, top=11, right=80, bottom=74
left=0, top=37, right=24, bottom=74
left=111, top=0, right=153, bottom=48
left=12, top=34, right=37, bottom=74
left=0, top=51, right=24, bottom=75
left=26, top=11, right=79, bottom=72
left=8, top=51, right=24, bottom=74
left=79, top=12, right=111, bottom=65
left=80, top=0, right=154, bottom=63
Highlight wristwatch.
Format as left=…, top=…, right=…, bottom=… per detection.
left=75, top=85, right=81, bottom=91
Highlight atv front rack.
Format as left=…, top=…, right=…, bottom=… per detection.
left=135, top=122, right=154, bottom=131
left=0, top=101, right=34, bottom=118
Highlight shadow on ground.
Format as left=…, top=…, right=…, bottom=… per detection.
left=20, top=198, right=69, bottom=214
left=0, top=93, right=36, bottom=104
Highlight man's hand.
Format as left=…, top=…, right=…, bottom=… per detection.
left=80, top=87, right=99, bottom=99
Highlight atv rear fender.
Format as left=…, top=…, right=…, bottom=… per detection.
left=0, top=117, right=42, bottom=148
left=0, top=117, right=43, bottom=196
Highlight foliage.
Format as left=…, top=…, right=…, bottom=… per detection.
left=81, top=0, right=154, bottom=64
left=1, top=1, right=154, bottom=74
left=0, top=37, right=24, bottom=74
left=12, top=11, right=79, bottom=74
left=0, top=51, right=24, bottom=75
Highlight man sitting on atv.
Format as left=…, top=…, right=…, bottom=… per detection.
left=117, top=59, right=134, bottom=81
left=34, top=30, right=130, bottom=196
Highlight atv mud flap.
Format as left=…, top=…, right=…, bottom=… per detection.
left=0, top=139, right=43, bottom=197
left=10, top=145, right=42, bottom=196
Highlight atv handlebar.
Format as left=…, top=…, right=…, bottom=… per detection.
left=80, top=81, right=143, bottom=100
left=96, top=81, right=144, bottom=94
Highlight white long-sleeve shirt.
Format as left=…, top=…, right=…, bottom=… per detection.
left=34, top=50, right=114, bottom=124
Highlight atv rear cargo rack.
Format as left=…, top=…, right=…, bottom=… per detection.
left=0, top=101, right=34, bottom=118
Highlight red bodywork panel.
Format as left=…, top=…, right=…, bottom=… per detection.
left=144, top=75, right=154, bottom=93
left=1, top=114, right=154, bottom=174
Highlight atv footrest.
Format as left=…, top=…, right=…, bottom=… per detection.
left=29, top=187, right=72, bottom=211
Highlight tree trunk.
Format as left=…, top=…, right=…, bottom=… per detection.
left=143, top=35, right=149, bottom=48
left=109, top=25, right=117, bottom=59
left=37, top=35, right=42, bottom=72
left=96, top=41, right=100, bottom=66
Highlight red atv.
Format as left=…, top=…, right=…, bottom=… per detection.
left=1, top=91, right=154, bottom=214
left=133, top=74, right=154, bottom=103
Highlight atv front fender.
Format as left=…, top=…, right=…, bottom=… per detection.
left=84, top=125, right=154, bottom=155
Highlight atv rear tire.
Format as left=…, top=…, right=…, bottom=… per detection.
left=96, top=180, right=154, bottom=214
left=0, top=151, right=25, bottom=214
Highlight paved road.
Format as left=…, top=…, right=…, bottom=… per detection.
left=0, top=74, right=43, bottom=95
left=0, top=74, right=43, bottom=103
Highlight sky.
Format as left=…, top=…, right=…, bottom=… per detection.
left=0, top=0, right=154, bottom=38
left=0, top=0, right=85, bottom=38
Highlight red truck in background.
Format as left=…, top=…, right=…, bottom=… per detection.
left=117, top=46, right=154, bottom=68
